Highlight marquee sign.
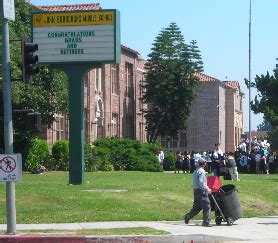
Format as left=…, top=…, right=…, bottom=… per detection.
left=32, top=10, right=120, bottom=64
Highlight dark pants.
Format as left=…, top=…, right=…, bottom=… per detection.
left=186, top=189, right=211, bottom=224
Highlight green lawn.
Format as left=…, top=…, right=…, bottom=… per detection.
left=3, top=227, right=169, bottom=236
left=0, top=171, right=277, bottom=224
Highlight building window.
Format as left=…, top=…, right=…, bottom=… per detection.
left=65, top=118, right=69, bottom=140
left=95, top=68, right=102, bottom=91
left=139, top=78, right=144, bottom=111
left=112, top=113, right=118, bottom=137
left=84, top=108, right=88, bottom=141
left=235, top=127, right=237, bottom=147
left=169, top=137, right=178, bottom=148
left=111, top=65, right=119, bottom=94
left=219, top=131, right=222, bottom=144
left=124, top=115, right=134, bottom=138
left=84, top=72, right=89, bottom=88
left=55, top=118, right=60, bottom=141
left=160, top=136, right=168, bottom=148
left=55, top=116, right=65, bottom=141
left=60, top=117, right=65, bottom=139
left=179, top=132, right=187, bottom=148
left=125, top=63, right=133, bottom=98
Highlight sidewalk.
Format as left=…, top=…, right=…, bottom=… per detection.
left=0, top=216, right=277, bottom=242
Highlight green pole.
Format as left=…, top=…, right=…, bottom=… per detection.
left=62, top=64, right=94, bottom=185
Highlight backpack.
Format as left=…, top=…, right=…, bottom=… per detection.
left=226, top=156, right=236, bottom=168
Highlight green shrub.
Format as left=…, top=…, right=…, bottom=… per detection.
left=25, top=138, right=49, bottom=171
left=163, top=150, right=176, bottom=171
left=50, top=140, right=69, bottom=171
left=93, top=138, right=162, bottom=172
left=85, top=145, right=113, bottom=172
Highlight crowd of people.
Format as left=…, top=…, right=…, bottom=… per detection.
left=172, top=137, right=277, bottom=180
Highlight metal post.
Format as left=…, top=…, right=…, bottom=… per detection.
left=248, top=0, right=252, bottom=152
left=62, top=64, right=97, bottom=185
left=2, top=18, right=16, bottom=234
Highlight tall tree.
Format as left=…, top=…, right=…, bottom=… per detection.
left=246, top=64, right=278, bottom=149
left=142, top=22, right=203, bottom=142
left=257, top=117, right=272, bottom=131
left=246, top=67, right=278, bottom=127
left=0, top=1, right=68, bottom=148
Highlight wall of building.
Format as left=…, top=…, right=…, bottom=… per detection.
left=135, top=67, right=147, bottom=142
left=43, top=46, right=147, bottom=146
left=225, top=87, right=236, bottom=152
left=225, top=86, right=244, bottom=152
left=186, top=81, right=225, bottom=152
left=41, top=46, right=243, bottom=154
left=218, top=83, right=226, bottom=152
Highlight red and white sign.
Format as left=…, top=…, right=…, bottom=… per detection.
left=0, top=154, right=22, bottom=182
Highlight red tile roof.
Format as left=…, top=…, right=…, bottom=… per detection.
left=36, top=3, right=101, bottom=12
left=195, top=73, right=220, bottom=82
left=137, top=60, right=147, bottom=72
left=121, top=45, right=140, bottom=56
left=223, top=81, right=240, bottom=89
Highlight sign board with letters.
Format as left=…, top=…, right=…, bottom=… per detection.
left=0, top=154, right=22, bottom=182
left=2, top=0, right=15, bottom=21
left=32, top=10, right=120, bottom=64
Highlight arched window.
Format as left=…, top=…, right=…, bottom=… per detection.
left=95, top=98, right=104, bottom=122
left=95, top=68, right=102, bottom=91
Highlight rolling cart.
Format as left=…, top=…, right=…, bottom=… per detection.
left=207, top=176, right=242, bottom=226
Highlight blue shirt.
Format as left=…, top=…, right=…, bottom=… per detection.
left=192, top=167, right=207, bottom=191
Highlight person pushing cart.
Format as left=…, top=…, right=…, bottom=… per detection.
left=184, top=157, right=213, bottom=227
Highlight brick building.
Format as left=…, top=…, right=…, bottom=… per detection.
left=43, top=45, right=147, bottom=145
left=35, top=3, right=244, bottom=152
left=159, top=74, right=244, bottom=152
left=45, top=62, right=243, bottom=153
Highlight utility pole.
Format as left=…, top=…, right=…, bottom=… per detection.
left=1, top=0, right=16, bottom=234
left=248, top=0, right=252, bottom=152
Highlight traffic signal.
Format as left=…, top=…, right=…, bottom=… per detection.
left=21, top=38, right=39, bottom=83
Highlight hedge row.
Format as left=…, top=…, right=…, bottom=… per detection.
left=24, top=137, right=176, bottom=172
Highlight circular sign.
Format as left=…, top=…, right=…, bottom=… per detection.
left=0, top=156, right=16, bottom=172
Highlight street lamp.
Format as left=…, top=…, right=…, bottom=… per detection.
left=248, top=0, right=252, bottom=152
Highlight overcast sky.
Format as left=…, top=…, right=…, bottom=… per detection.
left=29, top=0, right=278, bottom=131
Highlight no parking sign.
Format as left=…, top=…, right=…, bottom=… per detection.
left=0, top=154, right=22, bottom=182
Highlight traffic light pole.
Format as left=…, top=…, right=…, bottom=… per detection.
left=2, top=18, right=16, bottom=234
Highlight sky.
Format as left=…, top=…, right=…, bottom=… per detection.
left=29, top=0, right=278, bottom=131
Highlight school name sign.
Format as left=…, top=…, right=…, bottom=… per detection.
left=32, top=10, right=120, bottom=64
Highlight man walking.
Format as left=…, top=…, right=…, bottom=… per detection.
left=184, top=157, right=212, bottom=227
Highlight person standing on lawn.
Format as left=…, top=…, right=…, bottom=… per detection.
left=184, top=157, right=212, bottom=227
left=226, top=152, right=240, bottom=181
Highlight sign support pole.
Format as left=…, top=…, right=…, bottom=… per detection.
left=61, top=64, right=98, bottom=185
left=2, top=17, right=16, bottom=234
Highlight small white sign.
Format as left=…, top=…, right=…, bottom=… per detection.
left=0, top=154, right=22, bottom=182
left=3, top=0, right=15, bottom=21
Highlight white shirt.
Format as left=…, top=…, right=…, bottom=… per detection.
left=239, top=142, right=247, bottom=152
left=159, top=151, right=164, bottom=161
left=213, top=149, right=223, bottom=159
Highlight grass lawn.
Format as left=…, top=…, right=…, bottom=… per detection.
left=0, top=171, right=277, bottom=224
left=0, top=227, right=169, bottom=236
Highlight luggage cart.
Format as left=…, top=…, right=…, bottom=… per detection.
left=207, top=176, right=242, bottom=226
